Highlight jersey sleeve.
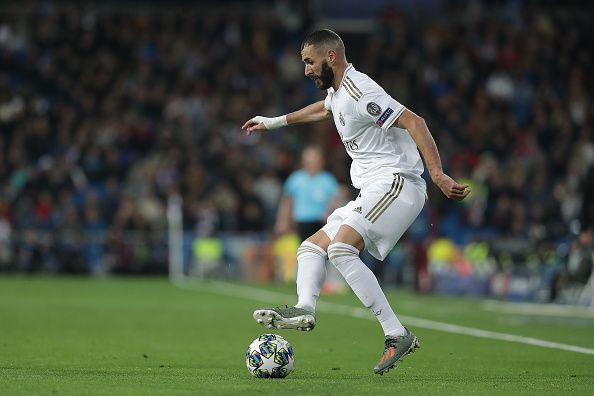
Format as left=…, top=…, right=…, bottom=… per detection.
left=327, top=174, right=339, bottom=197
left=355, top=87, right=406, bottom=131
left=284, top=173, right=298, bottom=197
left=319, top=172, right=339, bottom=199
left=324, top=92, right=332, bottom=111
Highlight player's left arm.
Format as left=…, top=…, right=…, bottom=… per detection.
left=242, top=101, right=331, bottom=135
left=393, top=110, right=470, bottom=201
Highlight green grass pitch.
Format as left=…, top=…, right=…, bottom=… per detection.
left=1, top=276, right=593, bottom=395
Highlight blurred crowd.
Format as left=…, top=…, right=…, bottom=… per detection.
left=0, top=1, right=592, bottom=288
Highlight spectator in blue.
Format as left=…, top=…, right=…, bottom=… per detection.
left=275, top=146, right=340, bottom=242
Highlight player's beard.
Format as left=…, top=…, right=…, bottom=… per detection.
left=315, top=60, right=334, bottom=90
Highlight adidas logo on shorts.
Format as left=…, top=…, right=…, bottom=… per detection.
left=353, top=206, right=362, bottom=214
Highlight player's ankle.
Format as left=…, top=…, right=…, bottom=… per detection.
left=385, top=325, right=407, bottom=338
left=295, top=303, right=315, bottom=313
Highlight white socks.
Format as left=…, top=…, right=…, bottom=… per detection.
left=294, top=240, right=407, bottom=338
left=295, top=241, right=327, bottom=312
left=327, top=242, right=406, bottom=337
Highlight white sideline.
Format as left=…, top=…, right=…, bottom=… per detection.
left=175, top=280, right=594, bottom=356
left=481, top=300, right=594, bottom=319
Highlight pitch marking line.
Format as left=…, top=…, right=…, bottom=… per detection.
left=481, top=300, right=594, bottom=319
left=175, top=280, right=594, bottom=356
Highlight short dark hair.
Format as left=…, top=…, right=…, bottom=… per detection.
left=300, top=29, right=345, bottom=54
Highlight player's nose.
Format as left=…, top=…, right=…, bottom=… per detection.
left=304, top=64, right=313, bottom=76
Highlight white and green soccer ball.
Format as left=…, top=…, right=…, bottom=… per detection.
left=245, top=334, right=295, bottom=378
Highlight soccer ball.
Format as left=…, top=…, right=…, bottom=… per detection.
left=245, top=334, right=295, bottom=378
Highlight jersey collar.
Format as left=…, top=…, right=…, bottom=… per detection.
left=328, top=63, right=354, bottom=94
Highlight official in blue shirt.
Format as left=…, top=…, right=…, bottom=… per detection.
left=275, top=146, right=339, bottom=241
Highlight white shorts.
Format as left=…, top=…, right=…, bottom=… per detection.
left=322, top=173, right=426, bottom=260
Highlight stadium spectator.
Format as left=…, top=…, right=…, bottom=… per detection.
left=0, top=1, right=590, bottom=302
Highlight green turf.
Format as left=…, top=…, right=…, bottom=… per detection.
left=0, top=277, right=593, bottom=395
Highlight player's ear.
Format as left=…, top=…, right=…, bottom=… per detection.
left=327, top=49, right=336, bottom=64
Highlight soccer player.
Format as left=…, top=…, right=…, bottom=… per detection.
left=242, top=29, right=470, bottom=375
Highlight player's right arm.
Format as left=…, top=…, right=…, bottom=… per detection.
left=273, top=196, right=294, bottom=236
left=242, top=100, right=331, bottom=135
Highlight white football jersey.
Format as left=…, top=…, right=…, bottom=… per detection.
left=324, top=64, right=425, bottom=190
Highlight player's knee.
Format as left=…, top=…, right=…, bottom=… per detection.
left=297, top=240, right=327, bottom=259
left=327, top=242, right=359, bottom=267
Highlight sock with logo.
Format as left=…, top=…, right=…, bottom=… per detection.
left=327, top=242, right=406, bottom=337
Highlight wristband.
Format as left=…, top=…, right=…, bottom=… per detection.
left=252, top=115, right=288, bottom=130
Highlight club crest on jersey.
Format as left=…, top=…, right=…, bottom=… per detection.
left=339, top=112, right=345, bottom=126
left=366, top=102, right=382, bottom=116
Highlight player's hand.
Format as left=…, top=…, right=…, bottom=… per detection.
left=433, top=173, right=470, bottom=201
left=242, top=115, right=287, bottom=135
left=242, top=116, right=268, bottom=135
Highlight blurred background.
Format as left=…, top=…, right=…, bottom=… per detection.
left=0, top=0, right=592, bottom=306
